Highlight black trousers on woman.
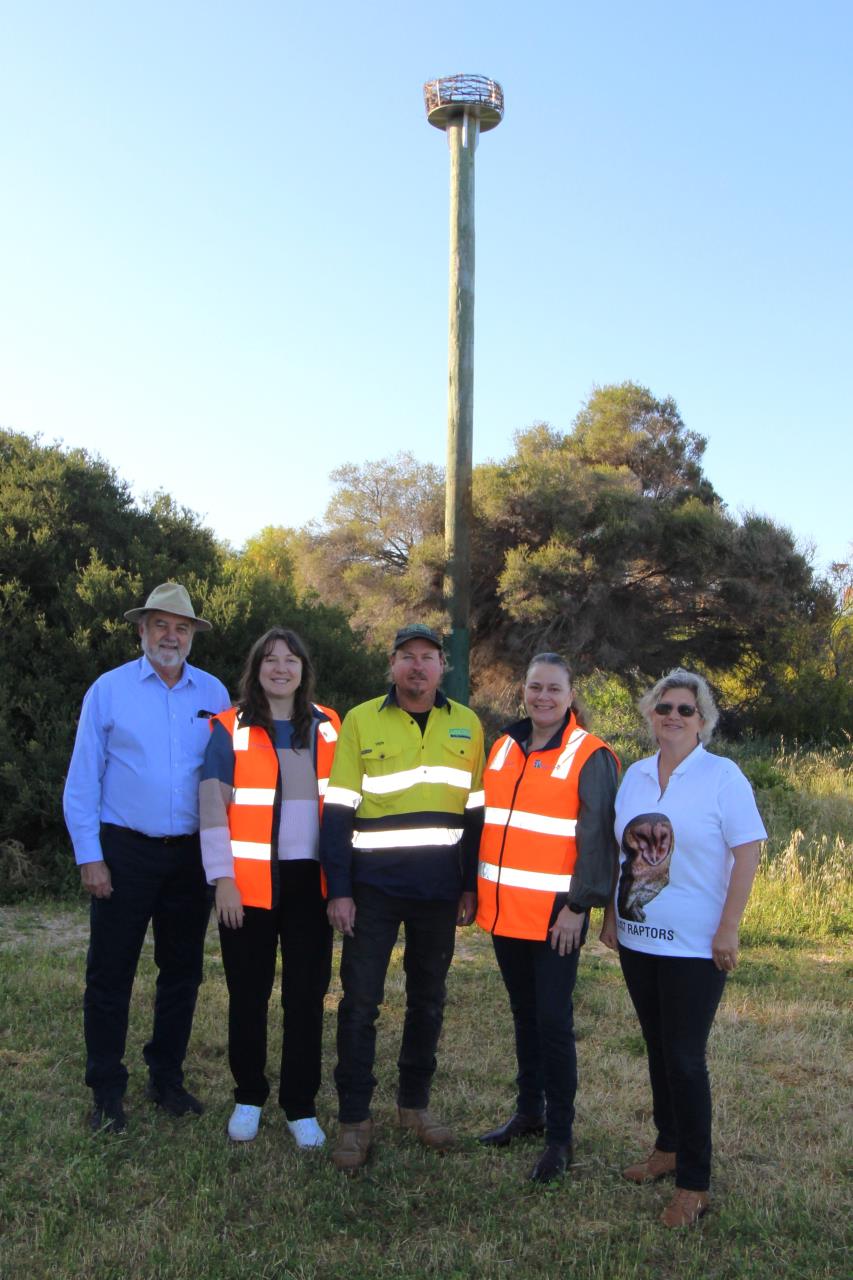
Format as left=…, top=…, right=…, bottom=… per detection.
left=218, top=859, right=332, bottom=1118
left=491, top=915, right=588, bottom=1148
left=618, top=945, right=726, bottom=1191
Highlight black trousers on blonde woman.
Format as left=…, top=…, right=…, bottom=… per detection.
left=218, top=859, right=332, bottom=1118
left=618, top=945, right=726, bottom=1192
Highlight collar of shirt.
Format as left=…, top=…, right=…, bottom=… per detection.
left=380, top=685, right=450, bottom=712
left=640, top=742, right=706, bottom=779
left=503, top=711, right=572, bottom=751
left=138, top=653, right=196, bottom=691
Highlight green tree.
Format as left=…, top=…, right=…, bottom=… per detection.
left=570, top=381, right=717, bottom=503
left=295, top=452, right=447, bottom=648
left=0, top=431, right=383, bottom=898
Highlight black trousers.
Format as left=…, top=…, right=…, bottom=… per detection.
left=619, top=945, right=727, bottom=1191
left=334, top=885, right=458, bottom=1123
left=84, top=824, right=211, bottom=1102
left=218, top=860, right=332, bottom=1117
left=492, top=916, right=587, bottom=1146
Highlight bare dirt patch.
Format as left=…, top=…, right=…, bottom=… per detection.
left=0, top=905, right=90, bottom=951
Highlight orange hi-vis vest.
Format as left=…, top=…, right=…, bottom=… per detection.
left=212, top=704, right=340, bottom=909
left=476, top=715, right=616, bottom=941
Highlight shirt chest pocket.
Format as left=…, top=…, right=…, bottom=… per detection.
left=441, top=739, right=475, bottom=791
left=359, top=743, right=410, bottom=811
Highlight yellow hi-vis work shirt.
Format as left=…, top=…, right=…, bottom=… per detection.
left=320, top=688, right=485, bottom=901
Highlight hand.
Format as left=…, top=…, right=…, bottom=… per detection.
left=328, top=896, right=356, bottom=937
left=457, top=890, right=476, bottom=926
left=549, top=906, right=585, bottom=956
left=712, top=923, right=740, bottom=972
left=215, top=877, right=244, bottom=929
left=599, top=914, right=619, bottom=952
left=80, top=861, right=112, bottom=898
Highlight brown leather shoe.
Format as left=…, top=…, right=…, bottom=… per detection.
left=330, top=1118, right=373, bottom=1172
left=397, top=1106, right=455, bottom=1151
left=622, top=1147, right=677, bottom=1183
left=660, top=1187, right=710, bottom=1228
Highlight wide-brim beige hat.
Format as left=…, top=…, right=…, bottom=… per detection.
left=124, top=582, right=212, bottom=631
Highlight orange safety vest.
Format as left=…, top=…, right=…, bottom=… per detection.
left=476, top=715, right=617, bottom=941
left=211, top=704, right=340, bottom=909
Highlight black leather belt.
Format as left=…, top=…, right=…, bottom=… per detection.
left=102, top=823, right=198, bottom=845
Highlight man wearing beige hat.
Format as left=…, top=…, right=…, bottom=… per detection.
left=64, top=583, right=229, bottom=1133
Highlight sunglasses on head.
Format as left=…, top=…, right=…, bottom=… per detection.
left=654, top=702, right=697, bottom=718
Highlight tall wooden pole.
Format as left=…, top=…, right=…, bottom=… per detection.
left=443, top=110, right=478, bottom=704
left=424, top=75, right=503, bottom=703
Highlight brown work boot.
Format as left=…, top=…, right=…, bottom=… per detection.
left=623, top=1147, right=677, bottom=1183
left=330, top=1118, right=373, bottom=1172
left=660, top=1187, right=710, bottom=1228
left=397, top=1106, right=455, bottom=1151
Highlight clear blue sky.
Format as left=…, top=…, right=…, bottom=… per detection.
left=2, top=1, right=850, bottom=574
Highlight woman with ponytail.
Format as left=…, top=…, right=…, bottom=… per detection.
left=476, top=654, right=619, bottom=1183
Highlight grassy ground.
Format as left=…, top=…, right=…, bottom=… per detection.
left=2, top=741, right=851, bottom=1279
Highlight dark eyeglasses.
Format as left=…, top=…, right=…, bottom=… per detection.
left=654, top=702, right=697, bottom=718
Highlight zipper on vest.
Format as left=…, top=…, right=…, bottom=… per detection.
left=490, top=749, right=532, bottom=934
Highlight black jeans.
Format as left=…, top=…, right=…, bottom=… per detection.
left=619, top=945, right=727, bottom=1191
left=218, top=860, right=332, bottom=1117
left=492, top=916, right=588, bottom=1146
left=84, top=825, right=211, bottom=1102
left=334, top=885, right=458, bottom=1123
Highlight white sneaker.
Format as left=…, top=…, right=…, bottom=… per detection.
left=228, top=1104, right=262, bottom=1142
left=287, top=1116, right=326, bottom=1148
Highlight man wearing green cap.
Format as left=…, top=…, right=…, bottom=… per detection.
left=321, top=624, right=485, bottom=1170
left=64, top=583, right=229, bottom=1133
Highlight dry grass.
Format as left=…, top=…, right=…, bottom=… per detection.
left=3, top=742, right=850, bottom=1278
left=2, top=903, right=850, bottom=1280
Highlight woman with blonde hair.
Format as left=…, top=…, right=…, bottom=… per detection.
left=601, top=669, right=765, bottom=1227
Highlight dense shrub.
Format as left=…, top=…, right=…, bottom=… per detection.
left=0, top=431, right=384, bottom=899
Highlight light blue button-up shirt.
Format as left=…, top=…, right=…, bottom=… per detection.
left=63, top=655, right=230, bottom=864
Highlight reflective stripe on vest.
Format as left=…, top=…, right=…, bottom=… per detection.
left=478, top=858, right=573, bottom=894
left=551, top=728, right=590, bottom=780
left=232, top=788, right=277, bottom=806
left=483, top=806, right=578, bottom=838
left=230, top=840, right=273, bottom=862
left=488, top=737, right=514, bottom=772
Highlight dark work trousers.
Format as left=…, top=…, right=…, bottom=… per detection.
left=618, top=945, right=727, bottom=1191
left=491, top=914, right=589, bottom=1147
left=334, top=884, right=458, bottom=1123
left=218, top=859, right=332, bottom=1117
left=84, top=824, right=211, bottom=1103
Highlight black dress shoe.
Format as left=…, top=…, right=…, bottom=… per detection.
left=478, top=1112, right=546, bottom=1147
left=146, top=1082, right=204, bottom=1117
left=90, top=1098, right=127, bottom=1134
left=528, top=1143, right=572, bottom=1183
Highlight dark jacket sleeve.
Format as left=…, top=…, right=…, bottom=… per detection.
left=319, top=709, right=362, bottom=899
left=457, top=717, right=486, bottom=892
left=566, top=748, right=619, bottom=912
left=459, top=806, right=485, bottom=893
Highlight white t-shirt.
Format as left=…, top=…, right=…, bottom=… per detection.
left=613, top=744, right=767, bottom=959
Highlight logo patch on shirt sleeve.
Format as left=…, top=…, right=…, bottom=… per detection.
left=449, top=728, right=472, bottom=740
